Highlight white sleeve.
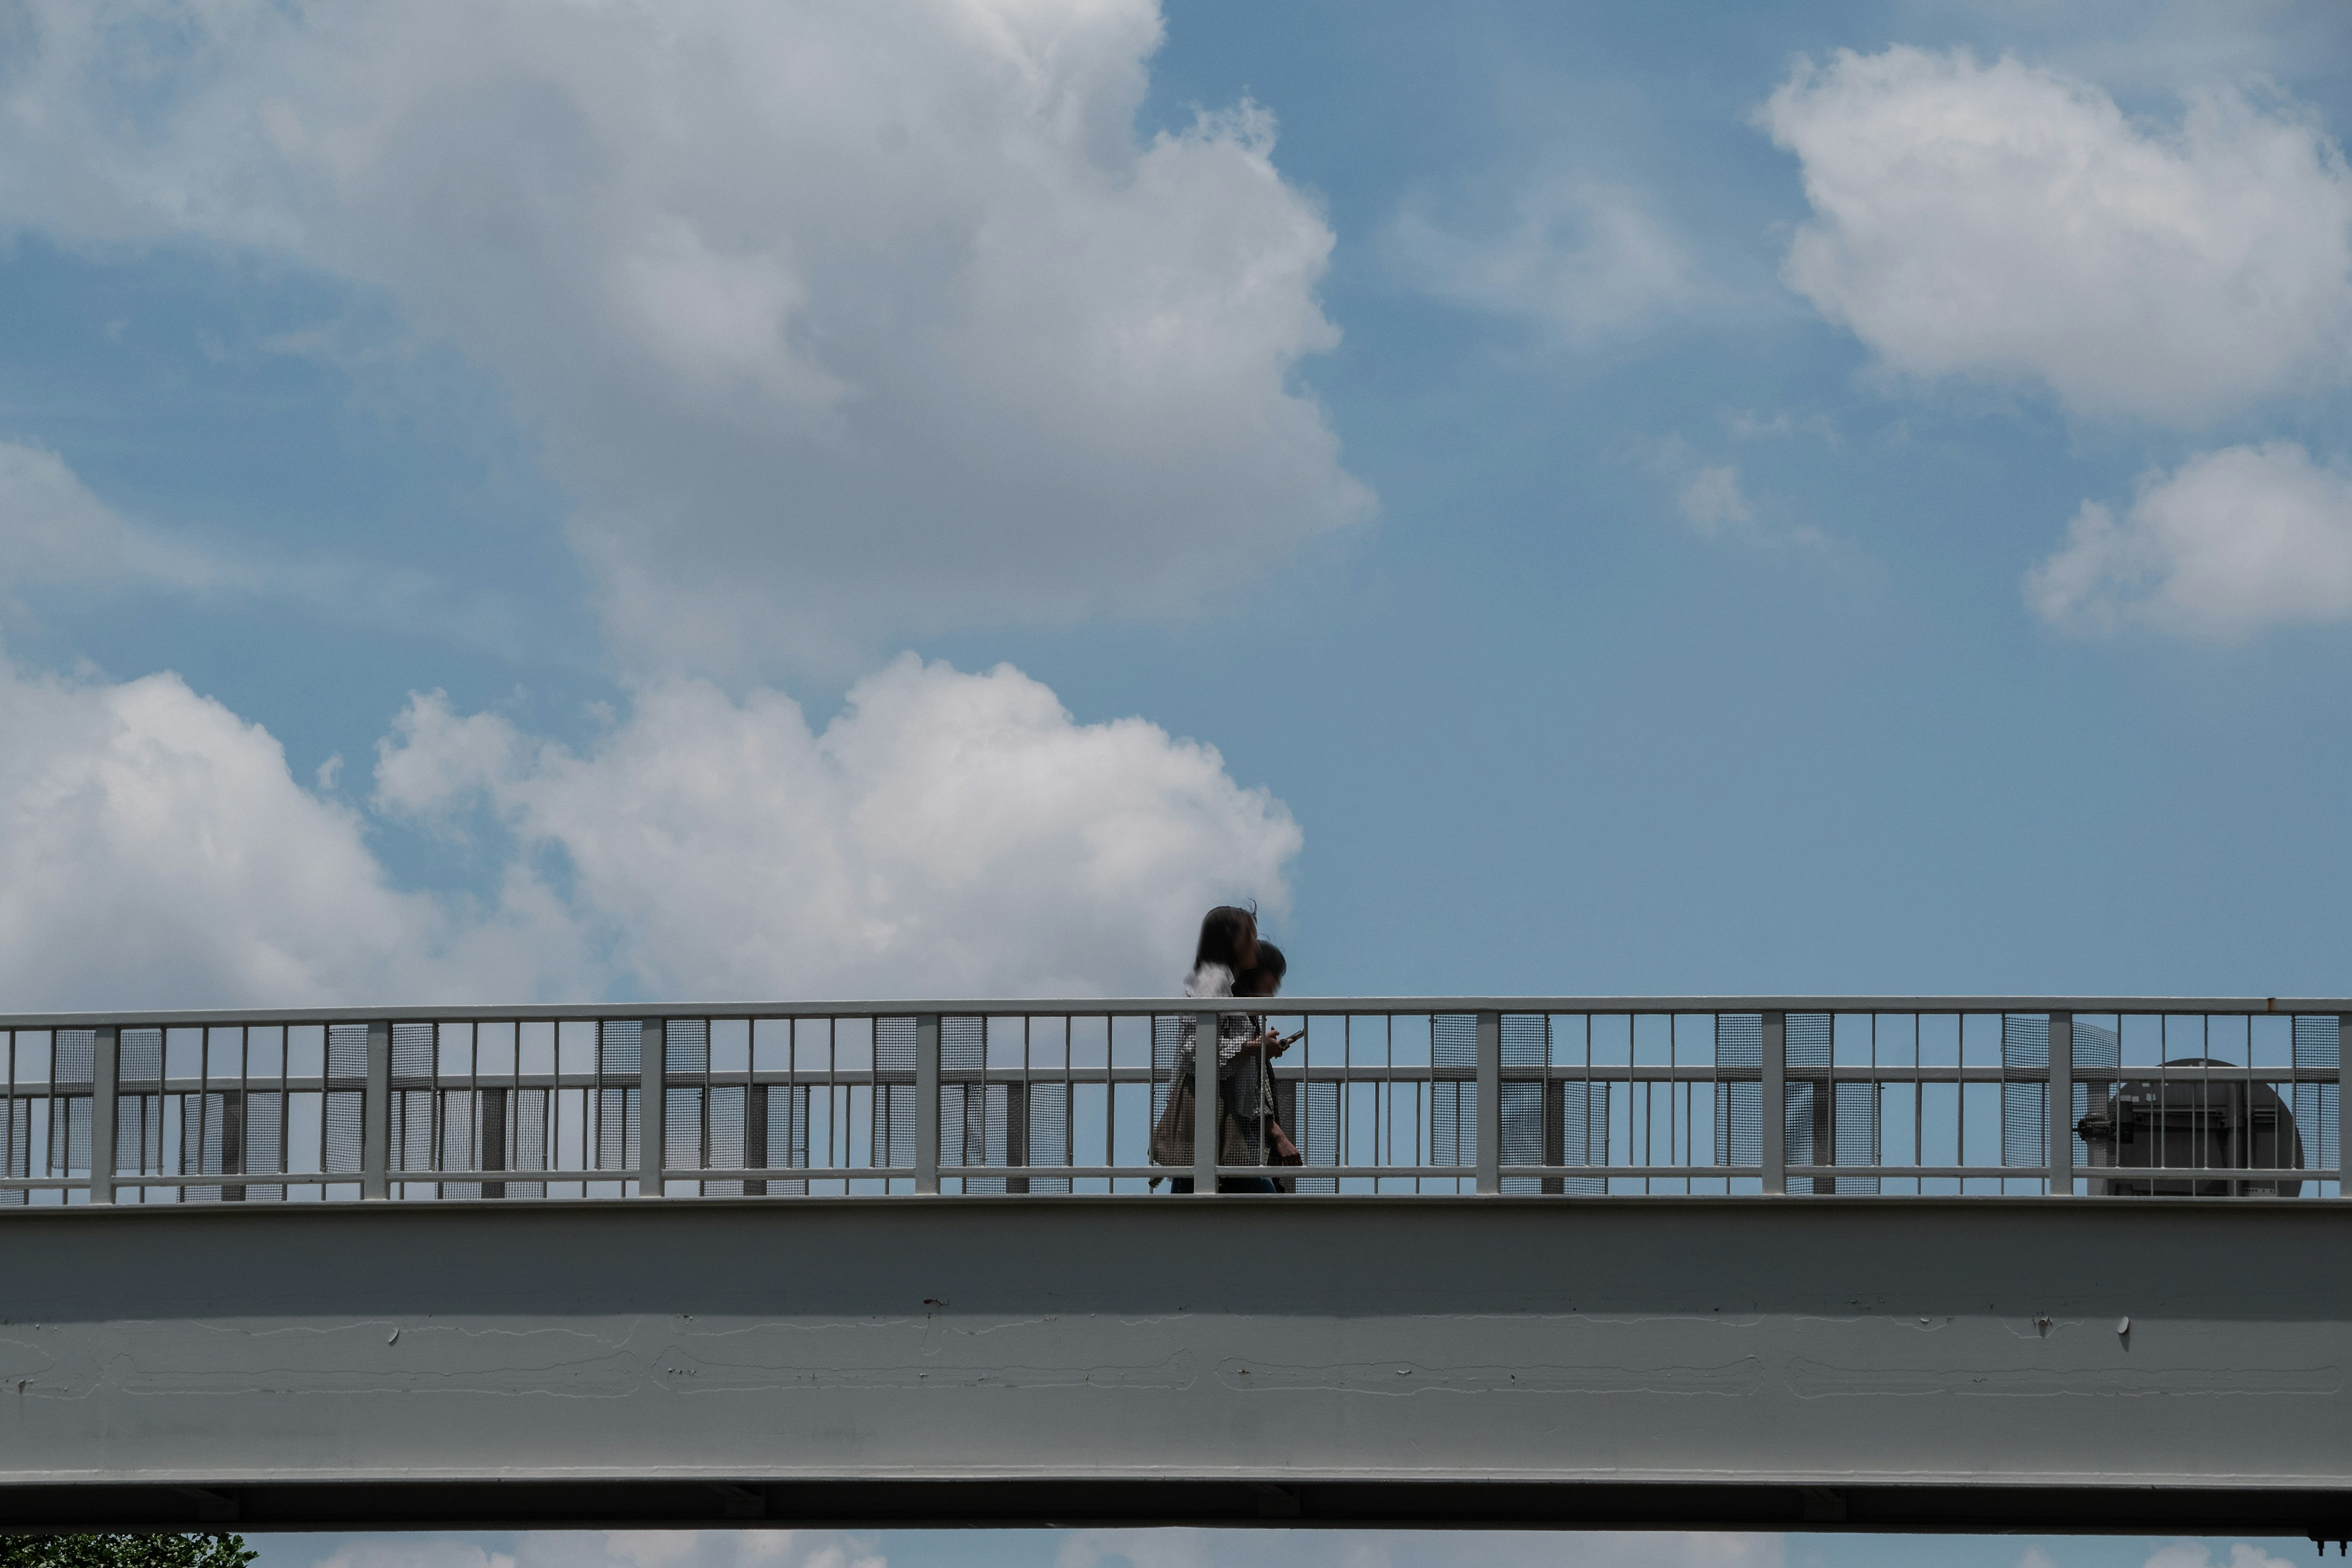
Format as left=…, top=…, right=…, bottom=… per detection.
left=1183, top=963, right=1234, bottom=999
left=1215, top=1011, right=1256, bottom=1065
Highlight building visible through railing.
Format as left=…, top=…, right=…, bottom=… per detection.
left=0, top=998, right=2340, bottom=1204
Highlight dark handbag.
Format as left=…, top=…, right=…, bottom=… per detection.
left=1148, top=1076, right=1195, bottom=1169
left=1148, top=1071, right=1258, bottom=1170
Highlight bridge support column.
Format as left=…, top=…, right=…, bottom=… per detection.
left=1475, top=1011, right=1499, bottom=1194
left=639, top=1019, right=664, bottom=1197
left=2048, top=1012, right=2072, bottom=1197
left=2339, top=1014, right=2350, bottom=1199
left=362, top=1020, right=390, bottom=1200
left=914, top=1016, right=940, bottom=1195
left=89, top=1027, right=116, bottom=1205
left=1194, top=1011, right=1218, bottom=1195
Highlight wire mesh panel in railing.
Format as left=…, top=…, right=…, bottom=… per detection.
left=933, top=1016, right=1074, bottom=1195
left=380, top=1019, right=643, bottom=1199
left=1492, top=1012, right=1761, bottom=1195
left=651, top=1016, right=916, bottom=1195
left=1263, top=1012, right=1465, bottom=1194
left=1, top=1028, right=88, bottom=1205
left=104, top=1024, right=366, bottom=1204
left=2065, top=1012, right=2339, bottom=1198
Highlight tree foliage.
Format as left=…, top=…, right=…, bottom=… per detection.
left=0, top=1536, right=255, bottom=1568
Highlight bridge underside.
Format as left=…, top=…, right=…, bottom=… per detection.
left=4, top=1197, right=2348, bottom=1535
left=5, top=1477, right=2350, bottom=1536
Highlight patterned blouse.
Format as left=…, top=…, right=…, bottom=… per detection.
left=1178, top=965, right=1271, bottom=1124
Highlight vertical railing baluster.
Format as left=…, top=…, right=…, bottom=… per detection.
left=2337, top=1012, right=2350, bottom=1199
left=639, top=1019, right=664, bottom=1197
left=1476, top=1010, right=1500, bottom=1195
left=1762, top=1011, right=1786, bottom=1196
left=1194, top=1010, right=1218, bottom=1196
left=2048, top=1012, right=2073, bottom=1198
left=91, top=1025, right=118, bottom=1205
left=363, top=1020, right=390, bottom=1200
left=914, top=1014, right=940, bottom=1194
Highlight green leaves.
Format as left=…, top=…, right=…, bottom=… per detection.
left=0, top=1536, right=256, bottom=1568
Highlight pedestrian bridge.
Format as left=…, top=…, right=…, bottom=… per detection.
left=2, top=997, right=2349, bottom=1537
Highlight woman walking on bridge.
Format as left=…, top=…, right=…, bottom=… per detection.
left=1153, top=906, right=1297, bottom=1192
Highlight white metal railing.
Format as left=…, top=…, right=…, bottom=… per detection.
left=0, top=999, right=2340, bottom=1205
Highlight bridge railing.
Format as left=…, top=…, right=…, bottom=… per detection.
left=0, top=1000, right=2340, bottom=1204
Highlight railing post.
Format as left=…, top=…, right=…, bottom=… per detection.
left=1194, top=1010, right=1218, bottom=1196
left=2337, top=1014, right=2350, bottom=1198
left=362, top=1020, right=390, bottom=1200
left=914, top=1015, right=940, bottom=1195
left=2048, top=1012, right=2073, bottom=1197
left=1761, top=1011, right=1786, bottom=1196
left=639, top=1019, right=664, bottom=1197
left=89, top=1026, right=117, bottom=1205
left=1476, top=1011, right=1501, bottom=1194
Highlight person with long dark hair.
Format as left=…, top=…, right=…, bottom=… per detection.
left=1183, top=904, right=1259, bottom=997
left=1234, top=942, right=1302, bottom=1172
left=1154, top=905, right=1294, bottom=1192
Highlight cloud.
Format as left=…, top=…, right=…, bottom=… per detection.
left=2141, top=1545, right=2302, bottom=1568
left=0, top=428, right=1299, bottom=1008
left=0, top=652, right=586, bottom=1011
left=0, top=441, right=235, bottom=598
left=524, top=1533, right=879, bottom=1568
left=1643, top=439, right=1821, bottom=548
left=1386, top=177, right=1705, bottom=343
left=1760, top=46, right=2352, bottom=425
left=2026, top=442, right=2352, bottom=640
left=374, top=655, right=1301, bottom=999
left=0, top=640, right=1295, bottom=1011
left=0, top=0, right=1370, bottom=668
left=1678, top=464, right=1755, bottom=533
left=1726, top=409, right=1840, bottom=447
left=0, top=440, right=584, bottom=668
left=1057, top=1529, right=1785, bottom=1568
left=305, top=1533, right=879, bottom=1568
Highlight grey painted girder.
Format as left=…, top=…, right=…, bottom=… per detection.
left=2, top=1197, right=2350, bottom=1533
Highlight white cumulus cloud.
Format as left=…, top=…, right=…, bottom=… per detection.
left=0, top=434, right=1297, bottom=1011
left=0, top=654, right=586, bottom=1012
left=374, top=655, right=1301, bottom=999
left=2027, top=442, right=2352, bottom=640
left=0, top=644, right=1295, bottom=1011
left=1760, top=45, right=2352, bottom=425
left=0, top=0, right=1370, bottom=667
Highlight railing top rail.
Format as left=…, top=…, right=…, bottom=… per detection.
left=0, top=995, right=2346, bottom=1030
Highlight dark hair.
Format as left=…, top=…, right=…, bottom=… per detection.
left=1238, top=941, right=1286, bottom=996
left=1193, top=905, right=1257, bottom=973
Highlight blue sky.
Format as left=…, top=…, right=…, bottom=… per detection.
left=5, top=0, right=2352, bottom=1009
left=7, top=4, right=2352, bottom=1566
left=242, top=1526, right=2323, bottom=1568
left=0, top=3, right=2342, bottom=1006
